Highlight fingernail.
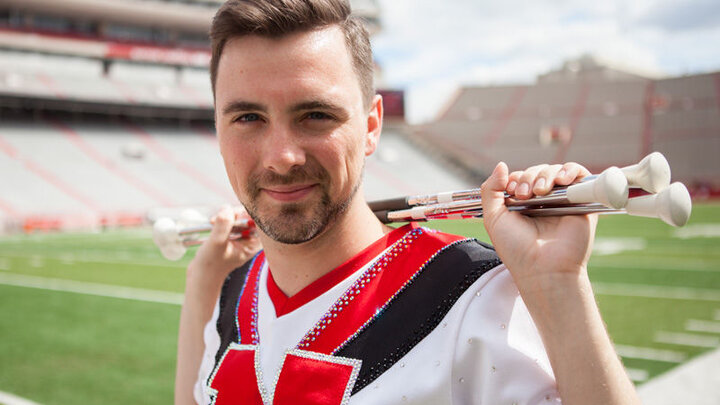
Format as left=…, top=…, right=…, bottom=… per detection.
left=508, top=181, right=517, bottom=191
left=535, top=178, right=546, bottom=190
left=518, top=183, right=529, bottom=196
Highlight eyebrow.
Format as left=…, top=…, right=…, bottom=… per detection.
left=289, top=100, right=345, bottom=114
left=220, top=99, right=348, bottom=117
left=221, top=101, right=267, bottom=116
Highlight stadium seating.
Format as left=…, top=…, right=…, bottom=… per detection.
left=0, top=118, right=470, bottom=231
left=419, top=69, right=720, bottom=188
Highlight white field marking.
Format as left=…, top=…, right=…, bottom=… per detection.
left=0, top=273, right=183, bottom=305
left=589, top=258, right=720, bottom=273
left=685, top=319, right=720, bottom=334
left=654, top=331, right=720, bottom=348
left=0, top=251, right=180, bottom=269
left=592, top=237, right=646, bottom=256
left=674, top=223, right=720, bottom=239
left=0, top=390, right=42, bottom=405
left=625, top=368, right=649, bottom=382
left=614, top=344, right=686, bottom=363
left=592, top=282, right=720, bottom=302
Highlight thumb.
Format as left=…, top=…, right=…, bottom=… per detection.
left=480, top=162, right=509, bottom=228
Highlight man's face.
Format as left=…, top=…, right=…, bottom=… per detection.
left=214, top=26, right=379, bottom=244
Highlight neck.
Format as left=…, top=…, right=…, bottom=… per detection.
left=258, top=193, right=392, bottom=297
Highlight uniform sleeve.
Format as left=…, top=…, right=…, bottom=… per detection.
left=451, top=265, right=563, bottom=405
left=193, top=300, right=222, bottom=405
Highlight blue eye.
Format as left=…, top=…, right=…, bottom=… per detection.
left=307, top=112, right=329, bottom=120
left=236, top=113, right=260, bottom=122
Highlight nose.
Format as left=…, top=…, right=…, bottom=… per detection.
left=261, top=126, right=306, bottom=174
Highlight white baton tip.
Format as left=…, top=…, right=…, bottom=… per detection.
left=622, top=151, right=671, bottom=193
left=160, top=244, right=188, bottom=261
left=625, top=182, right=692, bottom=227
left=566, top=166, right=629, bottom=209
left=153, top=217, right=179, bottom=246
left=153, top=217, right=188, bottom=260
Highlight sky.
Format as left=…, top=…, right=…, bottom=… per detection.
left=370, top=0, right=720, bottom=124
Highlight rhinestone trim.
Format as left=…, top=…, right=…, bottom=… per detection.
left=330, top=236, right=472, bottom=354
left=235, top=252, right=263, bottom=345
left=296, top=228, right=425, bottom=351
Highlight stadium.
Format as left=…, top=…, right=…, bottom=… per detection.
left=0, top=0, right=718, bottom=404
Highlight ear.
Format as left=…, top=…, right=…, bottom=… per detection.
left=365, top=94, right=383, bottom=156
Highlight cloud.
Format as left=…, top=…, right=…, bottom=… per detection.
left=635, top=0, right=720, bottom=31
left=369, top=0, right=720, bottom=123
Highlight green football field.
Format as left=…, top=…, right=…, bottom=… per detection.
left=1, top=204, right=719, bottom=404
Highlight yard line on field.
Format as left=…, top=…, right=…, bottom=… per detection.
left=614, top=344, right=686, bottom=363
left=0, top=273, right=183, bottom=305
left=685, top=319, right=720, bottom=334
left=592, top=238, right=646, bottom=256
left=654, top=331, right=720, bottom=348
left=592, top=282, right=720, bottom=302
left=0, top=251, right=182, bottom=269
left=0, top=390, right=42, bottom=405
left=589, top=259, right=720, bottom=273
left=674, top=223, right=720, bottom=239
left=625, top=368, right=649, bottom=382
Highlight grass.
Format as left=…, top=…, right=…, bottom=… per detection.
left=0, top=203, right=719, bottom=403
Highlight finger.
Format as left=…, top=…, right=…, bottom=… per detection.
left=480, top=162, right=509, bottom=230
left=507, top=171, right=523, bottom=194
left=515, top=165, right=547, bottom=199
left=554, top=162, right=589, bottom=186
left=532, top=164, right=563, bottom=195
left=208, top=206, right=235, bottom=244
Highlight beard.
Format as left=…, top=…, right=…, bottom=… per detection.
left=242, top=161, right=360, bottom=244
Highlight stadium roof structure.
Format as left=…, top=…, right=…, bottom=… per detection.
left=1, top=0, right=216, bottom=34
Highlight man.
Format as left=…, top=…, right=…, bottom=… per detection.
left=175, top=0, right=641, bottom=404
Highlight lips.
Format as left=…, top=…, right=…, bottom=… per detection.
left=261, top=184, right=318, bottom=202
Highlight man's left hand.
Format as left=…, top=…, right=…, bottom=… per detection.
left=479, top=162, right=598, bottom=294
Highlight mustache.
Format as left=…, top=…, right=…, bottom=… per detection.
left=247, top=164, right=330, bottom=196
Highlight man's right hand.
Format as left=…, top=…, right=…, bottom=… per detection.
left=189, top=205, right=261, bottom=279
left=175, top=206, right=261, bottom=405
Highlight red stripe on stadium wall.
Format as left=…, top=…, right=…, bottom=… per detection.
left=0, top=198, right=19, bottom=217
left=105, top=43, right=210, bottom=67
left=641, top=81, right=655, bottom=158
left=49, top=120, right=176, bottom=207
left=0, top=138, right=21, bottom=215
left=35, top=73, right=65, bottom=99
left=484, top=86, right=527, bottom=147
left=553, top=83, right=591, bottom=164
left=123, top=122, right=237, bottom=202
left=0, top=133, right=101, bottom=212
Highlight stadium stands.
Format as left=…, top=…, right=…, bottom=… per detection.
left=0, top=116, right=469, bottom=232
left=417, top=57, right=720, bottom=193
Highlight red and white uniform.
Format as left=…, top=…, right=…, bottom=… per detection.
left=194, top=224, right=561, bottom=404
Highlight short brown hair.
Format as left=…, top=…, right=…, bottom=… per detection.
left=210, top=0, right=375, bottom=108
